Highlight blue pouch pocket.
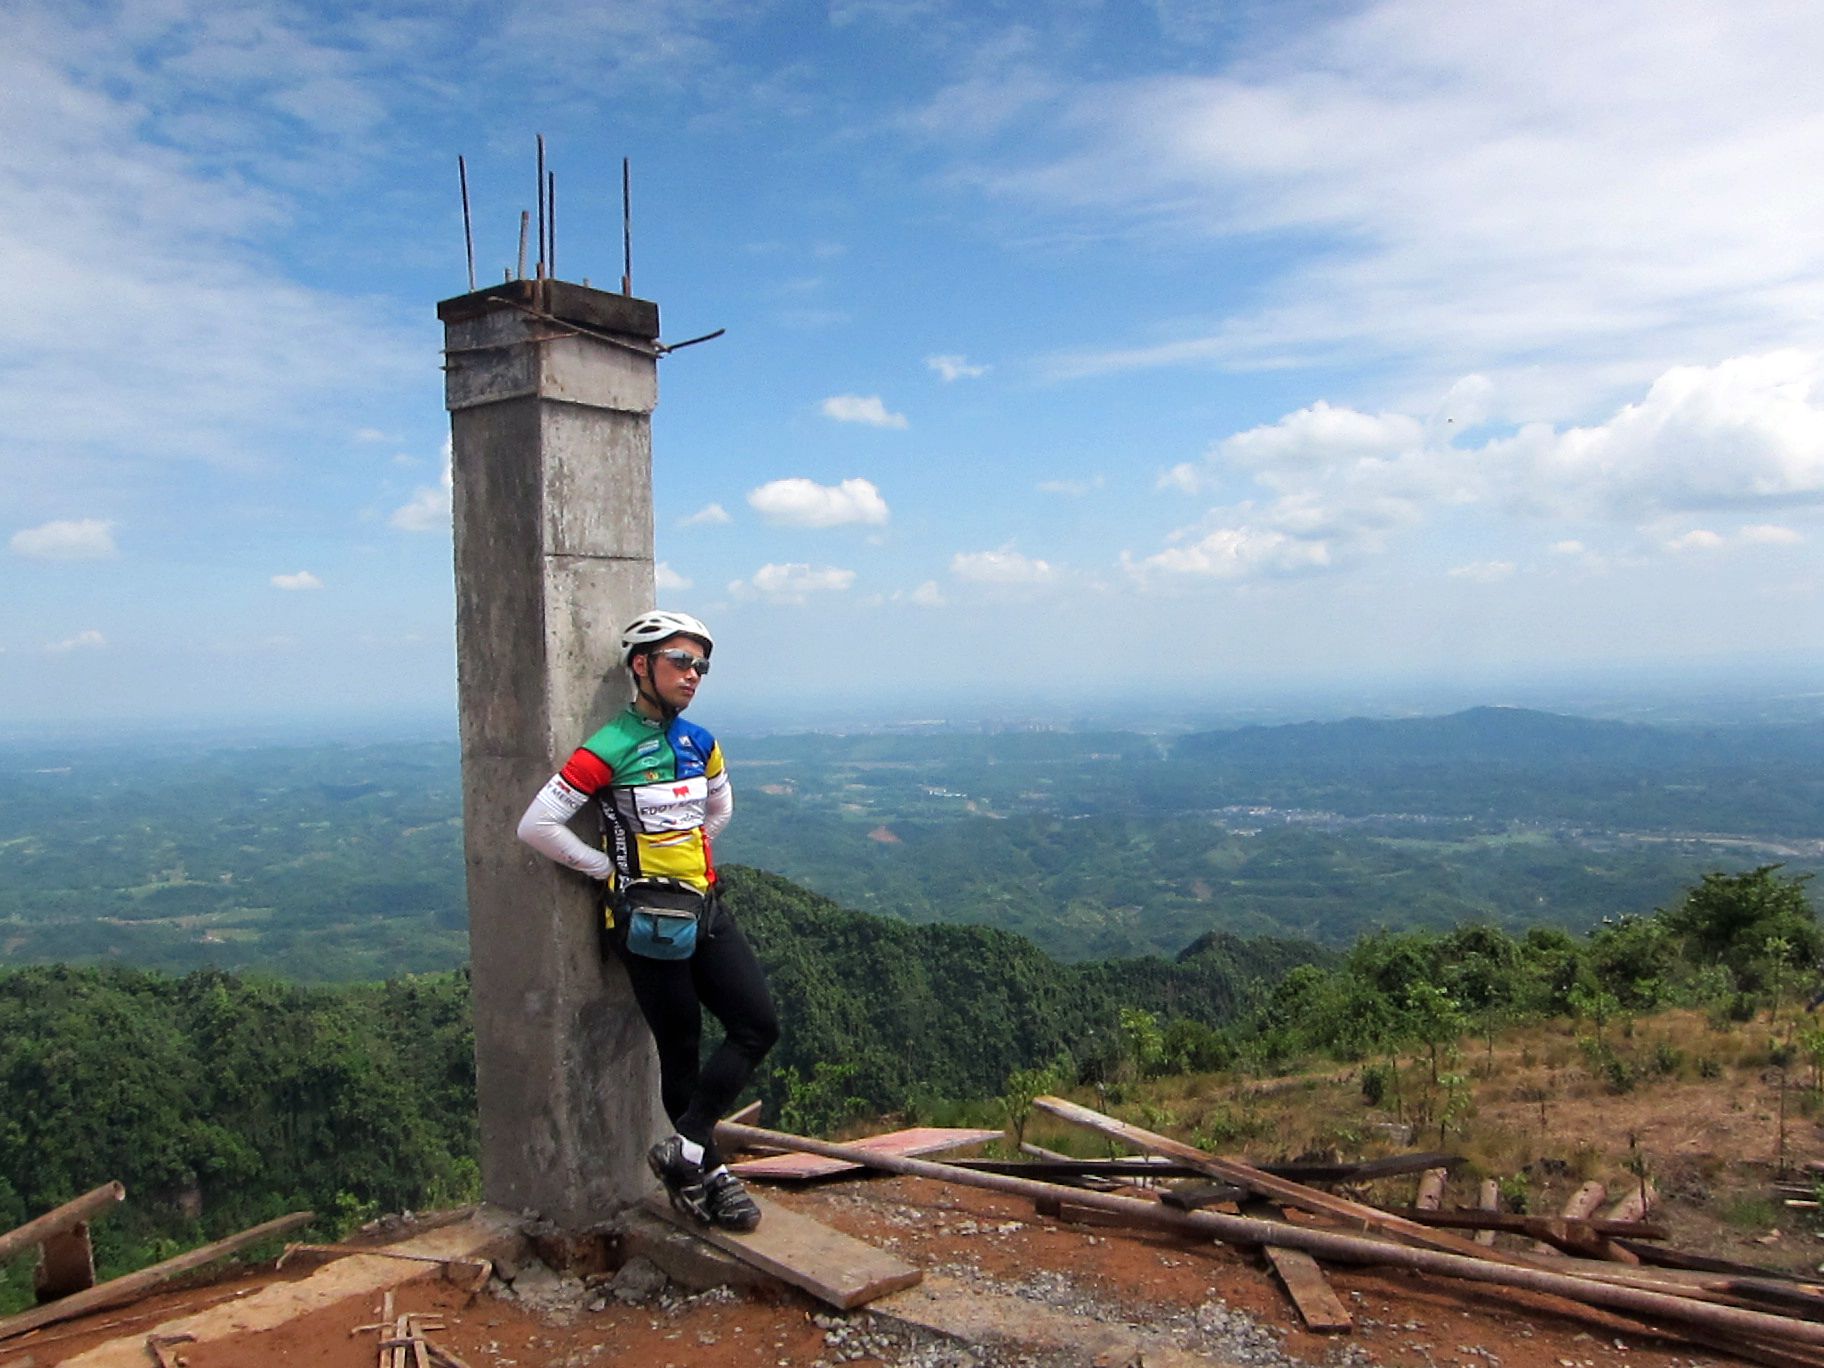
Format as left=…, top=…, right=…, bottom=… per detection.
left=621, top=879, right=705, bottom=960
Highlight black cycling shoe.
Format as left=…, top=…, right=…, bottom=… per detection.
left=702, top=1168, right=762, bottom=1232
left=647, top=1135, right=710, bottom=1224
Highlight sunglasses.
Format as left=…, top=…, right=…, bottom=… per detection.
left=653, top=648, right=710, bottom=676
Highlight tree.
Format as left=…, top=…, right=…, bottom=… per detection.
left=1402, top=982, right=1465, bottom=1087
left=1659, top=866, right=1819, bottom=992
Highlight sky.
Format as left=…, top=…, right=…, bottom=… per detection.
left=4, top=0, right=1824, bottom=732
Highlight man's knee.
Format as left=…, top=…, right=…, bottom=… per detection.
left=729, top=1009, right=780, bottom=1062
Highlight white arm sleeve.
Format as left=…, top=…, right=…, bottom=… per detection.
left=516, top=774, right=614, bottom=880
left=703, top=772, right=733, bottom=840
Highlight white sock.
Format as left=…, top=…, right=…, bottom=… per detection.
left=678, top=1136, right=705, bottom=1166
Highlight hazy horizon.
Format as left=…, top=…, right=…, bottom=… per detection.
left=5, top=654, right=1822, bottom=751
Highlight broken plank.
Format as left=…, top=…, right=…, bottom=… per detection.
left=1606, top=1179, right=1659, bottom=1224
left=34, top=1222, right=95, bottom=1302
left=727, top=1127, right=1001, bottom=1181
left=1159, top=1181, right=1251, bottom=1211
left=0, top=1185, right=125, bottom=1266
left=1476, top=1179, right=1500, bottom=1248
left=644, top=1193, right=920, bottom=1309
left=1241, top=1199, right=1353, bottom=1333
left=1415, top=1169, right=1448, bottom=1211
left=1033, top=1195, right=1157, bottom=1228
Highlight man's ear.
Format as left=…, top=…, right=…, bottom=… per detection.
left=629, top=653, right=646, bottom=682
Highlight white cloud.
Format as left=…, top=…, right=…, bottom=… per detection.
left=391, top=439, right=453, bottom=532
left=682, top=503, right=731, bottom=526
left=927, top=354, right=989, bottom=382
left=748, top=477, right=890, bottom=528
left=1123, top=526, right=1332, bottom=583
left=951, top=546, right=1055, bottom=585
left=905, top=579, right=946, bottom=606
left=729, top=562, right=857, bottom=603
left=655, top=561, right=692, bottom=591
left=1127, top=351, right=1824, bottom=585
left=271, top=570, right=324, bottom=590
left=0, top=5, right=419, bottom=492
left=1549, top=540, right=1586, bottom=556
left=45, top=629, right=105, bottom=653
left=983, top=3, right=1824, bottom=408
left=1491, top=351, right=1824, bottom=519
left=820, top=394, right=908, bottom=429
left=1218, top=402, right=1425, bottom=472
left=1157, top=463, right=1203, bottom=495
left=10, top=518, right=117, bottom=559
left=1447, top=560, right=1516, bottom=582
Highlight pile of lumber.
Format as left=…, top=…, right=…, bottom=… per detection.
left=717, top=1096, right=1824, bottom=1368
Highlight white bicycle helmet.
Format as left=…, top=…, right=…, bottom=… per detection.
left=619, top=610, right=714, bottom=666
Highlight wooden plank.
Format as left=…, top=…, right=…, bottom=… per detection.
left=729, top=1127, right=1001, bottom=1181
left=1160, top=1180, right=1251, bottom=1210
left=1242, top=1199, right=1353, bottom=1333
left=1476, top=1179, right=1500, bottom=1247
left=1537, top=1181, right=1606, bottom=1255
left=1415, top=1169, right=1448, bottom=1211
left=1033, top=1195, right=1154, bottom=1228
left=1606, top=1179, right=1659, bottom=1224
left=643, top=1193, right=920, bottom=1309
left=0, top=1184, right=124, bottom=1265
left=723, top=1099, right=763, bottom=1126
left=0, top=1211, right=313, bottom=1343
left=58, top=1210, right=519, bottom=1368
left=35, top=1222, right=95, bottom=1301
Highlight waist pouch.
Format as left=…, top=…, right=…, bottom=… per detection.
left=619, top=877, right=708, bottom=960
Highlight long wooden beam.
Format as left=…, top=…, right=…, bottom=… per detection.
left=0, top=1211, right=313, bottom=1342
left=715, top=1121, right=1824, bottom=1349
left=0, top=1183, right=125, bottom=1265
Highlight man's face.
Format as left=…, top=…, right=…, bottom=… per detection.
left=641, top=634, right=710, bottom=712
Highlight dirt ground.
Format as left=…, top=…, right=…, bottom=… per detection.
left=9, top=1013, right=1822, bottom=1367
left=6, top=1167, right=1810, bottom=1368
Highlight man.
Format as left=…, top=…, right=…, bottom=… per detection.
left=516, top=609, right=778, bottom=1231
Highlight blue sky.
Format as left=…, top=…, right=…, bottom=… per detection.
left=4, top=0, right=1823, bottom=730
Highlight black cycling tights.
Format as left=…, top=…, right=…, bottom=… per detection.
left=615, top=905, right=779, bottom=1171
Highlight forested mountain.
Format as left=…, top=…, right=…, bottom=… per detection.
left=2, top=858, right=1813, bottom=1312
left=723, top=866, right=1321, bottom=1108
left=0, top=862, right=1316, bottom=1302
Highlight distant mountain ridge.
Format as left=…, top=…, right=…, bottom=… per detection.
left=1173, top=705, right=1824, bottom=768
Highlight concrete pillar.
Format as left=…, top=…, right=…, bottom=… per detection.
left=438, top=278, right=660, bottom=1226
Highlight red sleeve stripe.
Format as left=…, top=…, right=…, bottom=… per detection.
left=559, top=747, right=614, bottom=795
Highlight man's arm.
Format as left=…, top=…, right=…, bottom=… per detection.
left=703, top=770, right=733, bottom=840
left=517, top=753, right=615, bottom=879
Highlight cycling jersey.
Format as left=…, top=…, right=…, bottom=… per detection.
left=518, top=706, right=731, bottom=897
